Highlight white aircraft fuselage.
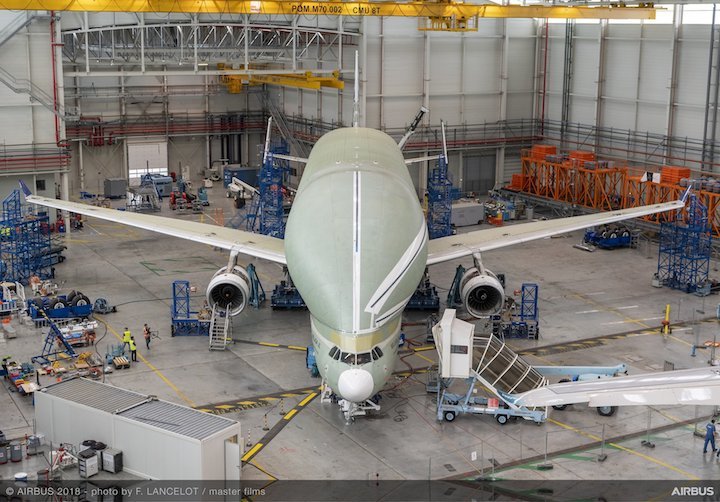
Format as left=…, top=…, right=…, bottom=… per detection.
left=284, top=127, right=429, bottom=402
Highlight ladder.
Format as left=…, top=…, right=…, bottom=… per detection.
left=208, top=305, right=231, bottom=351
left=32, top=309, right=78, bottom=365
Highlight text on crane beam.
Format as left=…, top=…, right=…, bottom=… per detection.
left=290, top=4, right=382, bottom=15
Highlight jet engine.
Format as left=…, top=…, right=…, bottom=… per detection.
left=460, top=267, right=505, bottom=318
left=206, top=266, right=250, bottom=316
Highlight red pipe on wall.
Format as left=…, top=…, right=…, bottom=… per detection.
left=50, top=12, right=61, bottom=146
left=540, top=19, right=549, bottom=136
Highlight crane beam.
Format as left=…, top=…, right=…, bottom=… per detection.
left=0, top=1, right=656, bottom=20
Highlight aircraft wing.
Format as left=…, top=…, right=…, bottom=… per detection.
left=20, top=185, right=286, bottom=265
left=503, top=367, right=720, bottom=408
left=426, top=200, right=684, bottom=265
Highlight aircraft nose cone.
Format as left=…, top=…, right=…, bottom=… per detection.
left=337, top=369, right=374, bottom=402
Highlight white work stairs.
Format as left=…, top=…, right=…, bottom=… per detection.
left=470, top=334, right=547, bottom=412
left=433, top=309, right=547, bottom=413
left=208, top=305, right=231, bottom=351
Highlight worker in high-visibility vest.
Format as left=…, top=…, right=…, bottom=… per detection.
left=122, top=328, right=132, bottom=352
left=129, top=337, right=138, bottom=363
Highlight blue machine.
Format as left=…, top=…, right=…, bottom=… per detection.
left=306, top=347, right=319, bottom=377
left=271, top=266, right=306, bottom=310
left=223, top=165, right=258, bottom=188
left=492, top=283, right=539, bottom=339
left=171, top=280, right=210, bottom=336
left=406, top=268, right=440, bottom=311
left=27, top=294, right=93, bottom=321
left=197, top=187, right=209, bottom=206
left=583, top=225, right=633, bottom=250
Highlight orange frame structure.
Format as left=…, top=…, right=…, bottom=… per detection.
left=512, top=147, right=720, bottom=239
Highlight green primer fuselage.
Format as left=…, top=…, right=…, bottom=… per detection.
left=284, top=127, right=429, bottom=400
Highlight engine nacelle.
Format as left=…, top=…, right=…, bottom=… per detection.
left=206, top=266, right=250, bottom=317
left=460, top=267, right=505, bottom=318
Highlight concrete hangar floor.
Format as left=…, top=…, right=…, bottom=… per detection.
left=2, top=183, right=719, bottom=491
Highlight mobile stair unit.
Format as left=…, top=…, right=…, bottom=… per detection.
left=208, top=305, right=231, bottom=351
left=432, top=310, right=625, bottom=423
left=432, top=309, right=547, bottom=424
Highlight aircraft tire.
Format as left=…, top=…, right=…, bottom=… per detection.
left=596, top=406, right=617, bottom=417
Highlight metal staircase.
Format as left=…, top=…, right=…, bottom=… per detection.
left=208, top=305, right=231, bottom=351
left=471, top=334, right=547, bottom=398
left=32, top=309, right=78, bottom=365
left=0, top=66, right=77, bottom=120
left=0, top=12, right=48, bottom=50
left=262, top=96, right=310, bottom=158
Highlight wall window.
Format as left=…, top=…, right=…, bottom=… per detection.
left=35, top=179, right=46, bottom=191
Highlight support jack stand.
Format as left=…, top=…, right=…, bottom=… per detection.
left=319, top=380, right=334, bottom=404
left=339, top=398, right=381, bottom=422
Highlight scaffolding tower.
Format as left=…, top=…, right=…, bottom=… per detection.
left=247, top=140, right=289, bottom=238
left=1, top=189, right=53, bottom=284
left=656, top=194, right=710, bottom=294
left=427, top=155, right=453, bottom=239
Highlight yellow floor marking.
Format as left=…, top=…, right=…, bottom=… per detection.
left=62, top=238, right=93, bottom=244
left=195, top=409, right=211, bottom=413
left=237, top=401, right=256, bottom=405
left=287, top=345, right=307, bottom=351
left=259, top=397, right=279, bottom=401
left=413, top=346, right=435, bottom=352
left=299, top=393, right=317, bottom=407
left=248, top=460, right=277, bottom=481
left=548, top=417, right=698, bottom=480
left=242, top=443, right=263, bottom=462
left=651, top=408, right=684, bottom=424
left=667, top=334, right=693, bottom=347
left=280, top=393, right=299, bottom=398
left=216, top=405, right=235, bottom=409
left=414, top=352, right=435, bottom=365
left=96, top=316, right=196, bottom=408
left=283, top=409, right=298, bottom=420
left=259, top=342, right=280, bottom=347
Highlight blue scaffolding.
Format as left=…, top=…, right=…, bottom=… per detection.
left=427, top=155, right=453, bottom=239
left=171, top=280, right=210, bottom=336
left=518, top=283, right=539, bottom=322
left=246, top=141, right=289, bottom=238
left=656, top=194, right=710, bottom=294
left=1, top=189, right=53, bottom=284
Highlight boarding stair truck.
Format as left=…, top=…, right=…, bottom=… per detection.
left=432, top=310, right=626, bottom=423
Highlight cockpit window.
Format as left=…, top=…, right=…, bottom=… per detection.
left=356, top=352, right=372, bottom=365
left=371, top=347, right=384, bottom=361
left=329, top=346, right=339, bottom=358
left=341, top=352, right=355, bottom=364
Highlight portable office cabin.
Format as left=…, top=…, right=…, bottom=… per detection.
left=34, top=378, right=241, bottom=480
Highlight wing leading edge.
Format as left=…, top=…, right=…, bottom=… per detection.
left=503, top=367, right=720, bottom=408
left=426, top=200, right=684, bottom=265
left=20, top=185, right=286, bottom=265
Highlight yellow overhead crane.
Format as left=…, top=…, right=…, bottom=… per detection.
left=220, top=70, right=345, bottom=91
left=0, top=0, right=657, bottom=28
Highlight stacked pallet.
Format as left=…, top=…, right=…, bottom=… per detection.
left=661, top=166, right=691, bottom=185
left=508, top=174, right=526, bottom=190
left=530, top=144, right=556, bottom=160
left=569, top=150, right=596, bottom=167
